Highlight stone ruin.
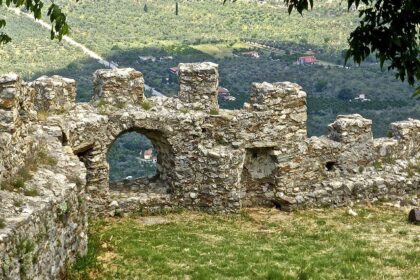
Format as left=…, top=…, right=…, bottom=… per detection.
left=0, top=62, right=419, bottom=279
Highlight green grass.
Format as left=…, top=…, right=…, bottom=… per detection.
left=68, top=206, right=420, bottom=279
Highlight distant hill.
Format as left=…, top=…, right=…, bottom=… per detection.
left=0, top=0, right=418, bottom=138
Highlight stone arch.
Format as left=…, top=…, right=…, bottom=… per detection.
left=107, top=131, right=157, bottom=182
left=105, top=126, right=176, bottom=193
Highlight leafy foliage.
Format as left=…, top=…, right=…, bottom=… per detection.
left=345, top=0, right=420, bottom=96
left=107, top=132, right=156, bottom=181
left=0, top=0, right=78, bottom=44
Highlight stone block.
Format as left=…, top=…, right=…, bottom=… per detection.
left=391, top=118, right=420, bottom=141
left=30, top=75, right=76, bottom=114
left=0, top=74, right=21, bottom=132
left=248, top=82, right=306, bottom=112
left=93, top=68, right=144, bottom=106
left=178, top=62, right=219, bottom=110
left=328, top=114, right=373, bottom=144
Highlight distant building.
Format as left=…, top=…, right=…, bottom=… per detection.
left=297, top=56, right=318, bottom=65
left=218, top=87, right=236, bottom=101
left=242, top=51, right=260, bottom=58
left=144, top=148, right=153, bottom=160
left=222, top=95, right=236, bottom=101
left=218, top=87, right=230, bottom=95
left=160, top=56, right=174, bottom=61
left=354, top=94, right=371, bottom=102
left=138, top=56, right=156, bottom=62
left=169, top=67, right=179, bottom=75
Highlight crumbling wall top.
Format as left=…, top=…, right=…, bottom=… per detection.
left=30, top=75, right=77, bottom=114
left=93, top=68, right=145, bottom=106
left=246, top=82, right=305, bottom=111
left=391, top=118, right=420, bottom=140
left=178, top=62, right=219, bottom=110
left=0, top=74, right=22, bottom=133
left=328, top=114, right=373, bottom=144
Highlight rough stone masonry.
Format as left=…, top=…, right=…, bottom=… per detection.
left=0, top=62, right=419, bottom=279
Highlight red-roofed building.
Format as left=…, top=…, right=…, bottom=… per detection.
left=297, top=56, right=318, bottom=65
left=218, top=87, right=230, bottom=95
left=169, top=67, right=179, bottom=75
left=143, top=148, right=153, bottom=160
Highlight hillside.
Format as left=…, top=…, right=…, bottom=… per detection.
left=1, top=0, right=419, bottom=179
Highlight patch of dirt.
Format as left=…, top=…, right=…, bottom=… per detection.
left=246, top=207, right=292, bottom=222
left=97, top=251, right=119, bottom=263
left=138, top=216, right=170, bottom=225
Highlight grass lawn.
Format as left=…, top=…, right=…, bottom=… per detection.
left=69, top=205, right=420, bottom=280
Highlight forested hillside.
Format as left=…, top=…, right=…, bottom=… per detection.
left=1, top=0, right=419, bottom=179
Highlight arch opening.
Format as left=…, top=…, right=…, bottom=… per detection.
left=106, top=128, right=175, bottom=193
left=107, top=132, right=157, bottom=182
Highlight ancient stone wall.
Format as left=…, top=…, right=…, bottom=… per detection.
left=0, top=62, right=418, bottom=276
left=0, top=75, right=87, bottom=279
left=51, top=63, right=418, bottom=214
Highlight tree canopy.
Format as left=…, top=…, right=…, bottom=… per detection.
left=1, top=0, right=419, bottom=95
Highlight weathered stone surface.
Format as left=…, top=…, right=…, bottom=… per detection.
left=0, top=62, right=419, bottom=278
left=92, top=68, right=144, bottom=106
left=0, top=128, right=87, bottom=280
left=178, top=62, right=219, bottom=110
left=29, top=75, right=76, bottom=114
left=328, top=114, right=373, bottom=144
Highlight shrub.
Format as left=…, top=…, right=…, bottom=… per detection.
left=68, top=175, right=84, bottom=187
left=12, top=177, right=26, bottom=189
left=37, top=111, right=49, bottom=121
left=141, top=100, right=153, bottom=110
left=373, top=161, right=382, bottom=170
left=180, top=108, right=190, bottom=114
left=406, top=161, right=420, bottom=178
left=37, top=150, right=58, bottom=166
left=382, top=155, right=395, bottom=165
left=209, top=107, right=219, bottom=115
left=13, top=199, right=23, bottom=207
left=0, top=218, right=5, bottom=229
left=115, top=101, right=127, bottom=109
left=24, top=188, right=39, bottom=197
